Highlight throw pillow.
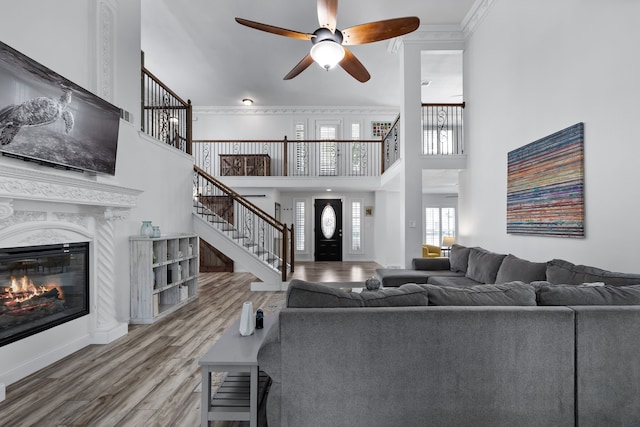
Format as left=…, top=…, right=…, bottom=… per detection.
left=495, top=254, right=547, bottom=284
left=546, top=259, right=640, bottom=286
left=286, top=280, right=364, bottom=308
left=449, top=244, right=472, bottom=273
left=465, top=248, right=507, bottom=284
left=537, top=283, right=640, bottom=305
left=423, top=282, right=536, bottom=306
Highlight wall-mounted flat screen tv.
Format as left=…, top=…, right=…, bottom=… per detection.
left=0, top=41, right=120, bottom=175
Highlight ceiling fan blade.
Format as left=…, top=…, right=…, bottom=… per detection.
left=283, top=54, right=315, bottom=80
left=235, top=17, right=313, bottom=40
left=339, top=48, right=370, bottom=83
left=317, top=0, right=338, bottom=33
left=341, top=17, right=420, bottom=45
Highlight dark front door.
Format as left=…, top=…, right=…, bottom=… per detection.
left=314, top=199, right=342, bottom=261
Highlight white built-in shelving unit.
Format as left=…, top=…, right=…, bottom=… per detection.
left=130, top=234, right=199, bottom=324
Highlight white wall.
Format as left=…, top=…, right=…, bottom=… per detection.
left=193, top=108, right=397, bottom=140
left=461, top=0, right=640, bottom=271
left=0, top=0, right=195, bottom=387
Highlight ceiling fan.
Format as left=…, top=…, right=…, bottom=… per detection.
left=235, top=0, right=420, bottom=83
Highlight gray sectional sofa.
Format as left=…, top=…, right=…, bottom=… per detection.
left=257, top=246, right=640, bottom=426
left=375, top=243, right=640, bottom=289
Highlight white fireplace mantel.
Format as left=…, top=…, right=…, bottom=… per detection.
left=0, top=162, right=140, bottom=208
left=0, top=161, right=142, bottom=386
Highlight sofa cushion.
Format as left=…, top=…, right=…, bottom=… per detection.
left=465, top=248, right=507, bottom=284
left=286, top=280, right=429, bottom=308
left=375, top=268, right=430, bottom=287
left=537, top=283, right=640, bottom=305
left=496, top=254, right=547, bottom=284
left=427, top=275, right=479, bottom=288
left=546, top=259, right=640, bottom=286
left=359, top=284, right=429, bottom=307
left=412, top=257, right=450, bottom=271
left=449, top=244, right=472, bottom=273
left=423, top=282, right=537, bottom=306
left=286, top=280, right=363, bottom=308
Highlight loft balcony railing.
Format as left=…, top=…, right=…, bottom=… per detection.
left=382, top=114, right=400, bottom=171
left=141, top=64, right=192, bottom=154
left=193, top=166, right=294, bottom=281
left=193, top=136, right=393, bottom=178
left=422, top=103, right=465, bottom=156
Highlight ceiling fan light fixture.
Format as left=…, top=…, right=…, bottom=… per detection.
left=310, top=40, right=345, bottom=71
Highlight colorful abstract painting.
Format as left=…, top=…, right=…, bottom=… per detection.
left=371, top=121, right=392, bottom=138
left=507, top=123, right=584, bottom=237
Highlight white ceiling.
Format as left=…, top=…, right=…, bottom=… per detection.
left=141, top=0, right=473, bottom=108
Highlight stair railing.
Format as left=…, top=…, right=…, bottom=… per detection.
left=381, top=114, right=401, bottom=173
left=141, top=62, right=192, bottom=154
left=193, top=165, right=294, bottom=281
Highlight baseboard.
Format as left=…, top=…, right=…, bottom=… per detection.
left=0, top=383, right=5, bottom=402
left=1, top=334, right=91, bottom=386
left=91, top=322, right=129, bottom=344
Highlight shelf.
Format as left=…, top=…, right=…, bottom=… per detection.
left=153, top=275, right=198, bottom=294
left=130, top=234, right=199, bottom=324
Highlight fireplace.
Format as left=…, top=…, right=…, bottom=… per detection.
left=0, top=242, right=89, bottom=347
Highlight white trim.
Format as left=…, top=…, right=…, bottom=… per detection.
left=349, top=198, right=364, bottom=255
left=293, top=198, right=308, bottom=255
left=194, top=106, right=399, bottom=116
left=461, top=0, right=497, bottom=39
left=388, top=25, right=465, bottom=53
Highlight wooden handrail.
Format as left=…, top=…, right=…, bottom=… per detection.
left=421, top=102, right=466, bottom=108
left=194, top=165, right=285, bottom=231
left=195, top=164, right=293, bottom=281
left=381, top=114, right=401, bottom=173
left=142, top=65, right=190, bottom=106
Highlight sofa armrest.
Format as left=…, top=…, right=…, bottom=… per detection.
left=412, top=257, right=450, bottom=271
left=257, top=315, right=281, bottom=382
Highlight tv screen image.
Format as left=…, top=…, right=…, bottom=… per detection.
left=0, top=41, right=120, bottom=175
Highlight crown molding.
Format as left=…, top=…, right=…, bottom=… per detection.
left=193, top=105, right=399, bottom=116
left=387, top=25, right=464, bottom=53
left=461, top=0, right=497, bottom=39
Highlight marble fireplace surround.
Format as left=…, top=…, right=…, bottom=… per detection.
left=0, top=162, right=141, bottom=384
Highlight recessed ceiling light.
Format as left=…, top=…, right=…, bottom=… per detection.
left=421, top=80, right=432, bottom=87
left=242, top=98, right=254, bottom=106
left=326, top=189, right=332, bottom=192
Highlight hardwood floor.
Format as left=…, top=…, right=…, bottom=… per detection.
left=0, top=261, right=380, bottom=427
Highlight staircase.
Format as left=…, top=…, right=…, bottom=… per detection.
left=192, top=166, right=293, bottom=291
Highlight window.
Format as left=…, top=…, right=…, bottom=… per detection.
left=425, top=207, right=456, bottom=246
left=295, top=200, right=305, bottom=251
left=351, top=200, right=362, bottom=252
left=294, top=121, right=307, bottom=175
left=351, top=122, right=362, bottom=175
left=317, top=121, right=339, bottom=175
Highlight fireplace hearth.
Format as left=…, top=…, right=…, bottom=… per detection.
left=0, top=242, right=89, bottom=347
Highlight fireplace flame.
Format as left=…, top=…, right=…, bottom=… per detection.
left=5, top=276, right=64, bottom=304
